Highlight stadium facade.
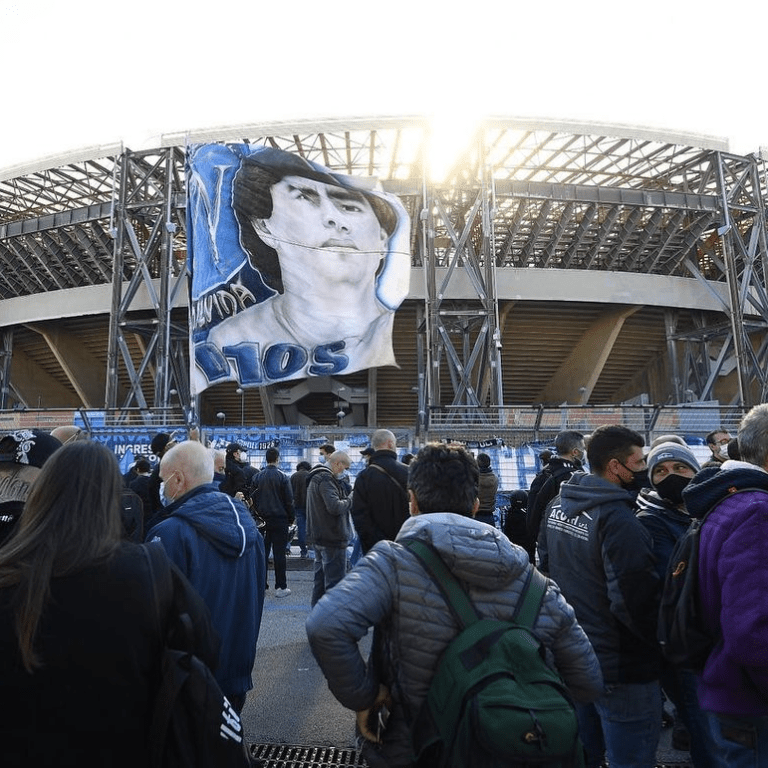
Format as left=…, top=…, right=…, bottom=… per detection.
left=1, top=117, right=767, bottom=445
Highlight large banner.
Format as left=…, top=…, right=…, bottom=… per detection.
left=187, top=144, right=411, bottom=395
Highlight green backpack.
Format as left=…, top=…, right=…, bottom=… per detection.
left=404, top=539, right=583, bottom=768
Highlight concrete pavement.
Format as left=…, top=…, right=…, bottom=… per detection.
left=241, top=560, right=371, bottom=750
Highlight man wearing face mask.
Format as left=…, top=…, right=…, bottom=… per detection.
left=526, top=430, right=585, bottom=562
left=702, top=429, right=732, bottom=469
left=635, top=442, right=718, bottom=767
left=540, top=424, right=662, bottom=768
left=146, top=440, right=265, bottom=713
left=306, top=450, right=353, bottom=606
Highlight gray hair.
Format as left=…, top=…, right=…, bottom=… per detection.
left=737, top=404, right=768, bottom=469
left=371, top=429, right=396, bottom=451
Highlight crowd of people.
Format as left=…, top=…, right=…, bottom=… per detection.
left=0, top=412, right=766, bottom=766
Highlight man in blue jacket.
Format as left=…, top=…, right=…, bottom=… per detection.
left=146, top=439, right=265, bottom=713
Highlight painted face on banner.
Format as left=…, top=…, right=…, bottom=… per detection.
left=254, top=175, right=388, bottom=284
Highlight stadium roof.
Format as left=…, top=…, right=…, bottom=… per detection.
left=0, top=116, right=737, bottom=301
left=2, top=116, right=766, bottom=424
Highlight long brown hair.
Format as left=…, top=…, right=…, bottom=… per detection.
left=0, top=441, right=123, bottom=671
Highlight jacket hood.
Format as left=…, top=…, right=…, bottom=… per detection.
left=308, top=464, right=333, bottom=479
left=166, top=482, right=252, bottom=558
left=682, top=462, right=768, bottom=519
left=559, top=470, right=634, bottom=518
left=396, top=512, right=528, bottom=590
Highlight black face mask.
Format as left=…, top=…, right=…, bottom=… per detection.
left=655, top=474, right=692, bottom=506
left=618, top=463, right=648, bottom=492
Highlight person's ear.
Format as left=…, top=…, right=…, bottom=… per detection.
left=251, top=217, right=279, bottom=249
left=408, top=490, right=419, bottom=517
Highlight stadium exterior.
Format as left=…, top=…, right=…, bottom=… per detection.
left=1, top=116, right=767, bottom=447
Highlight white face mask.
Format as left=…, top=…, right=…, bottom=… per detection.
left=159, top=471, right=178, bottom=506
left=719, top=444, right=730, bottom=459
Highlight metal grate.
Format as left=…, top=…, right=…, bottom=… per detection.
left=250, top=743, right=367, bottom=768
left=249, top=743, right=691, bottom=768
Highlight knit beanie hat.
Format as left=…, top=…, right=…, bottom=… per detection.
left=646, top=442, right=700, bottom=490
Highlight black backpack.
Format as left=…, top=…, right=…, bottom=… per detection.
left=143, top=543, right=251, bottom=768
left=404, top=539, right=583, bottom=768
left=657, top=487, right=768, bottom=670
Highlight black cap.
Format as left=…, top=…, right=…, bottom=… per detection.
left=0, top=429, right=62, bottom=468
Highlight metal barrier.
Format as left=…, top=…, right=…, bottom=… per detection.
left=426, top=403, right=747, bottom=446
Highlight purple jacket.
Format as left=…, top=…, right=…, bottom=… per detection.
left=683, top=461, right=768, bottom=716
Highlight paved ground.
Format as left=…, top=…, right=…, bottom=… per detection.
left=242, top=556, right=368, bottom=751
left=240, top=551, right=693, bottom=767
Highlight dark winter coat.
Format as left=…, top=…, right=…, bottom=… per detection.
left=351, top=450, right=409, bottom=553
left=146, top=482, right=265, bottom=700
left=526, top=456, right=580, bottom=550
left=251, top=464, right=294, bottom=527
left=635, top=488, right=692, bottom=581
left=306, top=465, right=352, bottom=548
left=0, top=541, right=218, bottom=767
left=541, top=471, right=662, bottom=684
left=290, top=468, right=310, bottom=510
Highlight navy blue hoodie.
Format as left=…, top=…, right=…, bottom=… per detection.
left=542, top=471, right=662, bottom=683
left=146, top=482, right=265, bottom=699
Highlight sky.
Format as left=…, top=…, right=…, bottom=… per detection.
left=2, top=0, right=767, bottom=173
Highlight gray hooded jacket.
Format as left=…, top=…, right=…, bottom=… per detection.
left=306, top=512, right=603, bottom=767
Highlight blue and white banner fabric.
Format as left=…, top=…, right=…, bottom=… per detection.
left=187, top=144, right=411, bottom=395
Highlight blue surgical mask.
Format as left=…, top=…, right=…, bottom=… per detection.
left=319, top=455, right=327, bottom=464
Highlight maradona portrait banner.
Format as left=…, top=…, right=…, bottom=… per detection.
left=187, top=144, right=411, bottom=396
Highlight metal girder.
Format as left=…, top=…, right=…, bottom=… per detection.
left=4, top=119, right=768, bottom=423
left=714, top=152, right=768, bottom=406
left=0, top=329, right=11, bottom=409
left=420, top=137, right=503, bottom=426
left=492, top=179, right=719, bottom=212
left=105, top=147, right=190, bottom=424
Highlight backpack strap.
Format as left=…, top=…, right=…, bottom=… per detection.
left=700, top=486, right=768, bottom=522
left=403, top=539, right=548, bottom=633
left=143, top=540, right=174, bottom=638
left=512, top=567, right=548, bottom=630
left=403, top=539, right=479, bottom=628
left=368, top=463, right=409, bottom=500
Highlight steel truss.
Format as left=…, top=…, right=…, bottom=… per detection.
left=2, top=120, right=768, bottom=425
left=105, top=147, right=191, bottom=423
